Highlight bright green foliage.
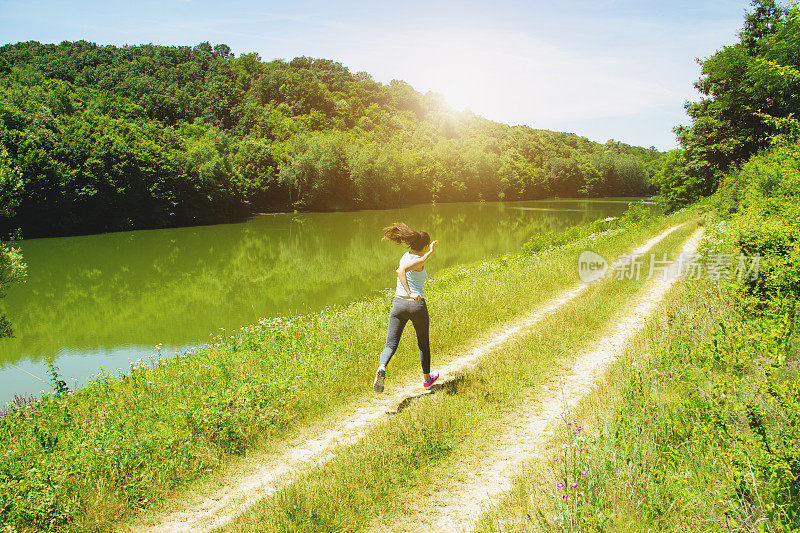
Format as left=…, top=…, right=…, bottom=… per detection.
left=0, top=41, right=659, bottom=237
left=669, top=1, right=800, bottom=209
left=563, top=139, right=800, bottom=531
left=721, top=138, right=800, bottom=304
left=0, top=76, right=250, bottom=236
left=0, top=145, right=25, bottom=337
left=580, top=278, right=800, bottom=530
left=651, top=149, right=698, bottom=211
left=0, top=145, right=22, bottom=217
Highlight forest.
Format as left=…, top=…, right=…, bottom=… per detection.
left=0, top=41, right=659, bottom=237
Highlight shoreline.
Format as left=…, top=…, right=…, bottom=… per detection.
left=0, top=207, right=688, bottom=530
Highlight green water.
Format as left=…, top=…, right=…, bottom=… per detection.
left=0, top=198, right=646, bottom=403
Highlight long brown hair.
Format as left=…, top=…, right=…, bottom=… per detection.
left=381, top=222, right=430, bottom=252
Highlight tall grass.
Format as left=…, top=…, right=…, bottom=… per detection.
left=477, top=141, right=800, bottom=531
left=479, top=255, right=798, bottom=531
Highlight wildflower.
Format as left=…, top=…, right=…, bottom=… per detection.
left=557, top=483, right=564, bottom=488
left=571, top=483, right=578, bottom=488
left=562, top=495, right=568, bottom=500
left=582, top=471, right=588, bottom=476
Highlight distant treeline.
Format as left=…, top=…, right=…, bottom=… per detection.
left=0, top=41, right=660, bottom=237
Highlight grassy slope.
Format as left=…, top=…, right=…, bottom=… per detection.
left=0, top=208, right=694, bottom=531
left=220, top=214, right=701, bottom=532
left=479, top=196, right=800, bottom=529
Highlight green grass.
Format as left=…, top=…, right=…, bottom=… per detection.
left=473, top=139, right=800, bottom=532
left=219, top=215, right=701, bottom=532
left=0, top=207, right=697, bottom=531
left=472, top=285, right=684, bottom=532
left=475, top=219, right=800, bottom=532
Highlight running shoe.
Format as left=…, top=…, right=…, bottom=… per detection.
left=373, top=367, right=386, bottom=393
left=423, top=370, right=439, bottom=389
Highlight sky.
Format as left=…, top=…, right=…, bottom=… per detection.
left=0, top=0, right=755, bottom=150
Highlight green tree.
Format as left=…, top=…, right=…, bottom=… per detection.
left=0, top=145, right=25, bottom=337
left=651, top=149, right=696, bottom=211
left=671, top=1, right=797, bottom=209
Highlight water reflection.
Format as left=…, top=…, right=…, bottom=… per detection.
left=0, top=198, right=644, bottom=401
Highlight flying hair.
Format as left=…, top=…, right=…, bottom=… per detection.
left=381, top=222, right=430, bottom=252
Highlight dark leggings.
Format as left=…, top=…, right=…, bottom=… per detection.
left=379, top=297, right=431, bottom=374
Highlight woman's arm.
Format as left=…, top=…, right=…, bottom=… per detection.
left=398, top=241, right=438, bottom=273
left=395, top=241, right=437, bottom=300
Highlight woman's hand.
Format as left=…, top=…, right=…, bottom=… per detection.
left=429, top=240, right=438, bottom=253
left=409, top=292, right=422, bottom=301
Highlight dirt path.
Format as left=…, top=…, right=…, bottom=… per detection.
left=130, top=224, right=685, bottom=533
left=373, top=227, right=705, bottom=533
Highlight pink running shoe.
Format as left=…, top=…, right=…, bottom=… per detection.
left=423, top=371, right=439, bottom=389
left=373, top=368, right=386, bottom=393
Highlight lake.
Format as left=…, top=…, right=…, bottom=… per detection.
left=0, top=198, right=648, bottom=404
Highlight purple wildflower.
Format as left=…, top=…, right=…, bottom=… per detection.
left=0, top=393, right=39, bottom=419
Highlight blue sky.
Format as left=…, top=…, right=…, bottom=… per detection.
left=0, top=0, right=754, bottom=150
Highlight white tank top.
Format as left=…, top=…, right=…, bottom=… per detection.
left=394, top=251, right=427, bottom=299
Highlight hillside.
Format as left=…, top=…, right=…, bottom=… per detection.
left=0, top=41, right=659, bottom=237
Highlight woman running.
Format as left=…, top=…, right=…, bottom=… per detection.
left=373, top=222, right=439, bottom=393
